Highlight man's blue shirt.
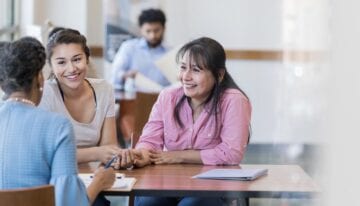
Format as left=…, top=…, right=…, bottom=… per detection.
left=112, top=38, right=171, bottom=89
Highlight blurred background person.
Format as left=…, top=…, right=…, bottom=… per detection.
left=111, top=8, right=171, bottom=91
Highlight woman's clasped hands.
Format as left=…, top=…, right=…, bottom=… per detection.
left=126, top=149, right=184, bottom=168
left=97, top=146, right=134, bottom=169
left=102, top=148, right=186, bottom=169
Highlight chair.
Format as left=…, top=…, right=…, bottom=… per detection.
left=118, top=97, right=136, bottom=147
left=117, top=91, right=159, bottom=148
left=132, top=91, right=159, bottom=147
left=0, top=185, right=55, bottom=206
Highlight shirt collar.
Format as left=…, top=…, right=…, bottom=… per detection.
left=139, top=37, right=166, bottom=51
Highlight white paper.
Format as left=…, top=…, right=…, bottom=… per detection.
left=192, top=168, right=268, bottom=181
left=79, top=173, right=127, bottom=188
left=155, top=45, right=183, bottom=84
left=135, top=73, right=163, bottom=92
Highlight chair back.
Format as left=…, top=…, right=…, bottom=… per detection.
left=0, top=185, right=55, bottom=206
left=133, top=91, right=159, bottom=146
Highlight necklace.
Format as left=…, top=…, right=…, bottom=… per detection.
left=7, top=97, right=36, bottom=107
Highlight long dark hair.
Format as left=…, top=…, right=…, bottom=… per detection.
left=174, top=37, right=249, bottom=128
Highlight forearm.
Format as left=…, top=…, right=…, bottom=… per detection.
left=177, top=150, right=202, bottom=164
left=86, top=183, right=101, bottom=204
left=77, top=147, right=99, bottom=163
left=149, top=149, right=203, bottom=165
left=200, top=144, right=245, bottom=165
left=86, top=167, right=115, bottom=203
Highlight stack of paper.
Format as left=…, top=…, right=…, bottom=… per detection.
left=192, top=168, right=268, bottom=181
left=79, top=173, right=137, bottom=191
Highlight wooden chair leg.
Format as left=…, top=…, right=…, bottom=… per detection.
left=128, top=194, right=134, bottom=206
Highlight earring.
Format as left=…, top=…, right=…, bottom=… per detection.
left=39, top=87, right=43, bottom=92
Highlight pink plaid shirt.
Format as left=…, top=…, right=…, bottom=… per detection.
left=136, top=87, right=251, bottom=165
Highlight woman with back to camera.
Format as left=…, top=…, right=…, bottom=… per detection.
left=0, top=37, right=115, bottom=206
left=40, top=28, right=133, bottom=168
left=131, top=37, right=252, bottom=206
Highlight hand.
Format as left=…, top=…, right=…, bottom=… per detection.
left=96, top=145, right=122, bottom=164
left=113, top=149, right=135, bottom=169
left=91, top=167, right=116, bottom=190
left=131, top=149, right=151, bottom=168
left=124, top=70, right=138, bottom=79
left=149, top=150, right=183, bottom=165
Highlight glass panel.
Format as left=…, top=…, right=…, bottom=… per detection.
left=0, top=0, right=18, bottom=41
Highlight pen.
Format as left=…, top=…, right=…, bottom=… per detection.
left=90, top=174, right=122, bottom=179
left=104, top=155, right=118, bottom=169
left=130, top=132, right=134, bottom=149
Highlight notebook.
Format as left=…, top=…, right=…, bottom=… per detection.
left=192, top=168, right=268, bottom=181
left=78, top=173, right=137, bottom=191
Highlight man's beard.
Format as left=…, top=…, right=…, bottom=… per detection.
left=147, top=38, right=162, bottom=48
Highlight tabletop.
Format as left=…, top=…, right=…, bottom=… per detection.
left=78, top=163, right=320, bottom=199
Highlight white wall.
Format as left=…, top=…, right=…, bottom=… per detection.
left=227, top=60, right=328, bottom=144
left=98, top=0, right=328, bottom=144
left=163, top=0, right=283, bottom=49
left=324, top=1, right=360, bottom=205
left=19, top=0, right=102, bottom=45
left=17, top=0, right=329, bottom=144
left=18, top=0, right=105, bottom=76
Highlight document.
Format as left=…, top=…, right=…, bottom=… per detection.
left=155, top=45, right=182, bottom=84
left=79, top=173, right=137, bottom=191
left=135, top=73, right=163, bottom=92
left=192, top=168, right=268, bottom=181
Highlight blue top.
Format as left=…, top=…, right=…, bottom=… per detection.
left=0, top=101, right=89, bottom=206
left=111, top=37, right=171, bottom=89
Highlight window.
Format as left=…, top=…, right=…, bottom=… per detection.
left=0, top=0, right=19, bottom=41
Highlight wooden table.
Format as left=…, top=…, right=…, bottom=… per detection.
left=78, top=163, right=320, bottom=199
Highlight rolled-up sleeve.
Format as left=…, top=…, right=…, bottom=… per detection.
left=200, top=94, right=251, bottom=165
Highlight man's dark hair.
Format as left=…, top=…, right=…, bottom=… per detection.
left=138, top=8, right=166, bottom=27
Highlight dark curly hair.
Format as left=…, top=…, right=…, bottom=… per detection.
left=138, top=8, right=166, bottom=27
left=0, top=37, right=45, bottom=96
left=47, top=27, right=90, bottom=65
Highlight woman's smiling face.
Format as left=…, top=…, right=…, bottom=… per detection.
left=50, top=43, right=88, bottom=89
left=178, top=52, right=216, bottom=104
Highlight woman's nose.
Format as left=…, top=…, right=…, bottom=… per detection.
left=181, top=69, right=192, bottom=80
left=67, top=62, right=77, bottom=72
